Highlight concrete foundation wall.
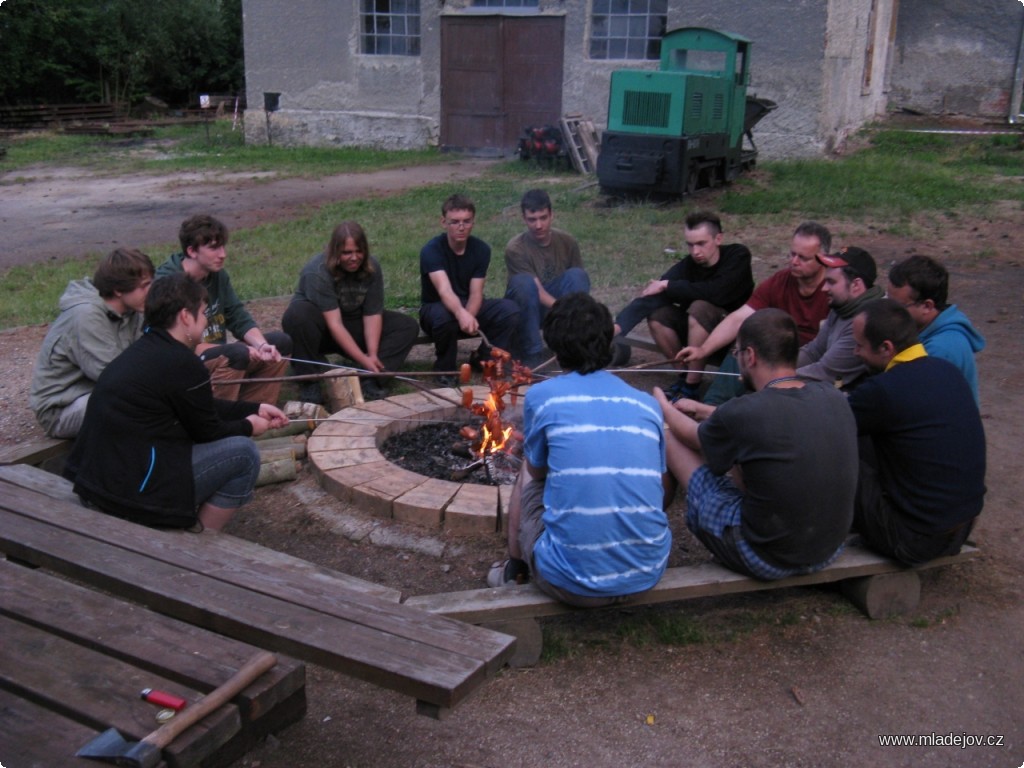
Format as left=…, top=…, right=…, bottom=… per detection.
left=889, top=0, right=1023, bottom=118
left=242, top=0, right=444, bottom=148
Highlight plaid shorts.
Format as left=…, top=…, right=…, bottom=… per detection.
left=686, top=466, right=841, bottom=580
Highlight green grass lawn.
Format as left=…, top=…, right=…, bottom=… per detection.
left=2, top=125, right=1021, bottom=330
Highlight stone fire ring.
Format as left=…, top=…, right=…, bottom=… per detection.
left=307, top=385, right=522, bottom=534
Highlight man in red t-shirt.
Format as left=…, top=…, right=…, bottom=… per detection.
left=675, top=222, right=831, bottom=407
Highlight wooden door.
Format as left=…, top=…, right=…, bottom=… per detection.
left=441, top=15, right=565, bottom=155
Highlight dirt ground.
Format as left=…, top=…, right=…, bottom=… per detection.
left=1, top=156, right=1022, bottom=768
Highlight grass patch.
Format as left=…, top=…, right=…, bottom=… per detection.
left=721, top=130, right=1024, bottom=218
left=2, top=125, right=1022, bottom=329
left=537, top=598, right=824, bottom=663
left=0, top=121, right=447, bottom=177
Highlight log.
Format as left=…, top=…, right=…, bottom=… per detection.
left=256, top=435, right=308, bottom=459
left=255, top=458, right=299, bottom=487
left=260, top=422, right=314, bottom=439
left=325, top=373, right=363, bottom=412
left=282, top=401, right=329, bottom=421
left=258, top=446, right=299, bottom=465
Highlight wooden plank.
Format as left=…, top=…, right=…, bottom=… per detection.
left=406, top=545, right=980, bottom=623
left=0, top=505, right=511, bottom=710
left=0, top=689, right=140, bottom=768
left=0, top=616, right=239, bottom=768
left=0, top=560, right=305, bottom=722
left=0, top=464, right=401, bottom=602
left=0, top=437, right=70, bottom=467
left=0, top=473, right=508, bottom=671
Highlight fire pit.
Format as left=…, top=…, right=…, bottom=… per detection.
left=306, top=385, right=525, bottom=534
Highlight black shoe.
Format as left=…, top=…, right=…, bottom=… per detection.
left=611, top=337, right=631, bottom=367
left=298, top=382, right=324, bottom=405
left=361, top=379, right=388, bottom=401
left=664, top=376, right=700, bottom=403
left=468, top=343, right=490, bottom=372
left=436, top=375, right=458, bottom=388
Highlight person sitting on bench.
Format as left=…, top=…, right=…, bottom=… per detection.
left=489, top=292, right=671, bottom=606
left=65, top=273, right=288, bottom=532
left=30, top=248, right=154, bottom=439
left=656, top=308, right=857, bottom=580
left=848, top=299, right=985, bottom=566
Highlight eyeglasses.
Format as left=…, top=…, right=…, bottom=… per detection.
left=445, top=219, right=474, bottom=229
left=730, top=344, right=749, bottom=357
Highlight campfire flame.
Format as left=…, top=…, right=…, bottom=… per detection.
left=462, top=346, right=532, bottom=458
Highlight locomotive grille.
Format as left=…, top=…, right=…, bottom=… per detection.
left=713, top=93, right=724, bottom=120
left=622, top=90, right=671, bottom=128
left=689, top=92, right=703, bottom=120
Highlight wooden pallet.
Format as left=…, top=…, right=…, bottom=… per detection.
left=560, top=115, right=601, bottom=174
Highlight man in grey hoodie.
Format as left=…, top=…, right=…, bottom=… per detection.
left=30, top=248, right=155, bottom=438
left=886, top=255, right=985, bottom=405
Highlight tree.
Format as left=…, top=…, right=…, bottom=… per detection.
left=0, top=0, right=244, bottom=106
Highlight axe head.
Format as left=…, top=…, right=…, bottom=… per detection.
left=76, top=727, right=161, bottom=768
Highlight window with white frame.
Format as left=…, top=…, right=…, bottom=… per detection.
left=590, top=0, right=667, bottom=60
left=361, top=0, right=421, bottom=56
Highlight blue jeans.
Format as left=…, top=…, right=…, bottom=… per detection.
left=192, top=436, right=261, bottom=509
left=506, top=267, right=590, bottom=358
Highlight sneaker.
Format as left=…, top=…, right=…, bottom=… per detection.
left=486, top=558, right=530, bottom=587
left=610, top=337, right=631, bottom=368
left=436, top=374, right=458, bottom=389
left=664, top=376, right=700, bottom=403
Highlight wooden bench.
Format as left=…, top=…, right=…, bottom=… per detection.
left=406, top=543, right=979, bottom=667
left=0, top=464, right=516, bottom=722
left=0, top=436, right=71, bottom=468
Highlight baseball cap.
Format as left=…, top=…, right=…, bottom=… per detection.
left=817, top=246, right=877, bottom=287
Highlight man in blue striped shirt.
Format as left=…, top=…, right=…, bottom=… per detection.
left=489, top=293, right=671, bottom=606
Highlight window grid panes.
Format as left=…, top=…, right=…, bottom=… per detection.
left=472, top=0, right=539, bottom=6
left=361, top=0, right=421, bottom=56
left=590, top=0, right=666, bottom=60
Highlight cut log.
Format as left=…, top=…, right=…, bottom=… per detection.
left=325, top=372, right=364, bottom=412
left=256, top=458, right=299, bottom=486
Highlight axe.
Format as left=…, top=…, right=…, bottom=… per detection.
left=77, top=651, right=277, bottom=768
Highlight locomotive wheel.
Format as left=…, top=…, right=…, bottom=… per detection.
left=685, top=167, right=700, bottom=194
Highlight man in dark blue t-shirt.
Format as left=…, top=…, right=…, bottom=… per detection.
left=419, top=194, right=519, bottom=379
left=848, top=299, right=986, bottom=565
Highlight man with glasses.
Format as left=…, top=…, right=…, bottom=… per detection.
left=419, top=194, right=519, bottom=382
left=886, top=255, right=984, bottom=405
left=655, top=308, right=857, bottom=580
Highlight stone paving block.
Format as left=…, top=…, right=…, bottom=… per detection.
left=393, top=478, right=462, bottom=528
left=498, top=483, right=514, bottom=535
left=311, top=447, right=386, bottom=472
left=314, top=460, right=392, bottom=502
left=306, top=435, right=377, bottom=454
left=352, top=467, right=427, bottom=518
left=309, top=420, right=379, bottom=439
left=445, top=484, right=499, bottom=534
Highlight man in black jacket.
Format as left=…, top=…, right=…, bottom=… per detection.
left=612, top=211, right=754, bottom=400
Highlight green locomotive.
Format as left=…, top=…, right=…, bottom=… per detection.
left=597, top=27, right=776, bottom=196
